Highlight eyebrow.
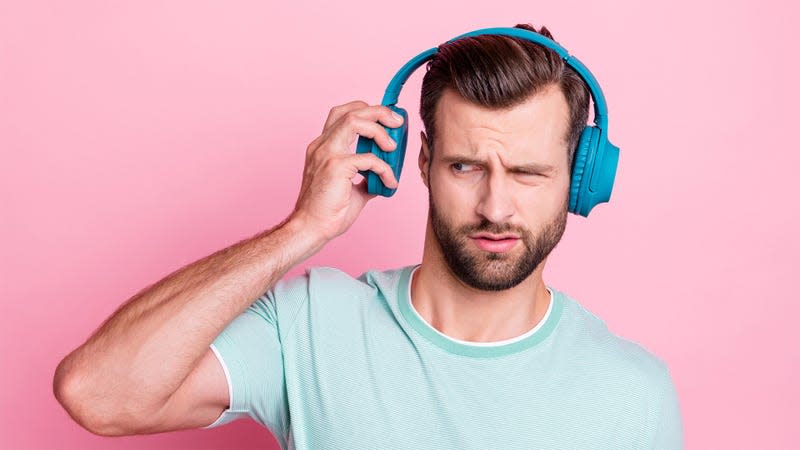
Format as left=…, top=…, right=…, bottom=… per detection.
left=439, top=155, right=558, bottom=175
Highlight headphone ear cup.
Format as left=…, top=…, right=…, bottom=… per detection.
left=355, top=106, right=409, bottom=197
left=569, top=126, right=620, bottom=217
left=569, top=126, right=597, bottom=215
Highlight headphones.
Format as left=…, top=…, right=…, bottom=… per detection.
left=355, top=27, right=619, bottom=217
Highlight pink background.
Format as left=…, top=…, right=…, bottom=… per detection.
left=2, top=1, right=797, bottom=449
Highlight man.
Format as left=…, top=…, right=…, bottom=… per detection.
left=53, top=23, right=684, bottom=449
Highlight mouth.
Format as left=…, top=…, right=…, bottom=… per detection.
left=470, top=234, right=520, bottom=253
left=469, top=233, right=520, bottom=240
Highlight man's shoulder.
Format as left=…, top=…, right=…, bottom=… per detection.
left=270, top=264, right=412, bottom=341
left=554, top=291, right=683, bottom=444
left=275, top=264, right=412, bottom=304
left=297, top=264, right=410, bottom=289
left=556, top=290, right=675, bottom=392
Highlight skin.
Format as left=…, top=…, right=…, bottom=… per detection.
left=412, top=84, right=572, bottom=342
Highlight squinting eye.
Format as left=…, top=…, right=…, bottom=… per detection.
left=514, top=169, right=547, bottom=178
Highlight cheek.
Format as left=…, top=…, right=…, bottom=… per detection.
left=512, top=179, right=570, bottom=222
left=431, top=165, right=463, bottom=196
left=553, top=172, right=571, bottom=208
left=430, top=174, right=477, bottom=224
left=431, top=178, right=474, bottom=215
left=431, top=171, right=479, bottom=212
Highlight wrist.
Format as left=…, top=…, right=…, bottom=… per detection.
left=280, top=213, right=330, bottom=260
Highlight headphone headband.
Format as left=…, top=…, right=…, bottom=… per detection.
left=380, top=27, right=608, bottom=133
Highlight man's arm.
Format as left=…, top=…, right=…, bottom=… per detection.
left=52, top=101, right=403, bottom=436
left=52, top=217, right=324, bottom=435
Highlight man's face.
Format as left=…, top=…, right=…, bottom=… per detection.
left=419, top=85, right=572, bottom=291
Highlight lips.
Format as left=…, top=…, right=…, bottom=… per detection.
left=470, top=235, right=520, bottom=252
left=470, top=233, right=520, bottom=240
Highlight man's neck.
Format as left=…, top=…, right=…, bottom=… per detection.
left=409, top=255, right=551, bottom=343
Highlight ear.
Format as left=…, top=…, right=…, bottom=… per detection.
left=418, top=131, right=431, bottom=189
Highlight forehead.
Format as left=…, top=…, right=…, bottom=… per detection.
left=434, top=85, right=571, bottom=162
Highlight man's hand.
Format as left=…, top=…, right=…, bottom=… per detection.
left=290, top=101, right=404, bottom=242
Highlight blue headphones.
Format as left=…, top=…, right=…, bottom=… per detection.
left=355, top=27, right=619, bottom=217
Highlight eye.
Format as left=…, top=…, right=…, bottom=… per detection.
left=514, top=169, right=546, bottom=178
left=451, top=162, right=479, bottom=173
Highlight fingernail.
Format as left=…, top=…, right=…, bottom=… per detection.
left=391, top=111, right=403, bottom=123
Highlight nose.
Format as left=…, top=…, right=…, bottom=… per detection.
left=475, top=171, right=515, bottom=223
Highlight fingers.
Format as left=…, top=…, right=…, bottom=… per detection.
left=323, top=100, right=368, bottom=131
left=343, top=152, right=399, bottom=189
left=351, top=177, right=377, bottom=206
left=344, top=104, right=404, bottom=131
left=311, top=102, right=406, bottom=161
left=325, top=103, right=404, bottom=137
left=310, top=101, right=405, bottom=191
left=334, top=115, right=400, bottom=152
left=324, top=102, right=403, bottom=132
left=334, top=107, right=404, bottom=151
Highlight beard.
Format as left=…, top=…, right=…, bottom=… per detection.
left=429, top=188, right=568, bottom=291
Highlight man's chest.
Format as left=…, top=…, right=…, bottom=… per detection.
left=281, top=348, right=655, bottom=450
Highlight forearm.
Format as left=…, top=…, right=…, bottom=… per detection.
left=54, top=215, right=325, bottom=426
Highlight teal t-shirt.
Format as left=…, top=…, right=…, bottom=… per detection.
left=203, top=264, right=683, bottom=449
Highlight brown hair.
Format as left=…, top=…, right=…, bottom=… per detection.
left=419, top=23, right=590, bottom=172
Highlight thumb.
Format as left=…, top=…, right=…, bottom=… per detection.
left=352, top=177, right=377, bottom=208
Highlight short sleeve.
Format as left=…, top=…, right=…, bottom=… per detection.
left=651, top=367, right=685, bottom=449
left=201, top=285, right=293, bottom=444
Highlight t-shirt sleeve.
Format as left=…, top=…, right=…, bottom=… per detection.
left=651, top=367, right=685, bottom=449
left=201, top=277, right=300, bottom=441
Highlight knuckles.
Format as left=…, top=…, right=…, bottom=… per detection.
left=329, top=100, right=367, bottom=116
left=342, top=112, right=361, bottom=128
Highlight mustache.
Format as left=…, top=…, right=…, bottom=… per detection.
left=459, top=220, right=526, bottom=236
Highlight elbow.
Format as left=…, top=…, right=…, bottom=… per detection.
left=52, top=359, right=134, bottom=437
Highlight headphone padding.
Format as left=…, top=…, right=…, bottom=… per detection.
left=569, top=126, right=595, bottom=213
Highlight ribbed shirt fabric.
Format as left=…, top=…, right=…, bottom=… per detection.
left=204, top=264, right=683, bottom=449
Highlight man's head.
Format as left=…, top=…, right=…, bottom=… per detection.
left=417, top=23, right=590, bottom=291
